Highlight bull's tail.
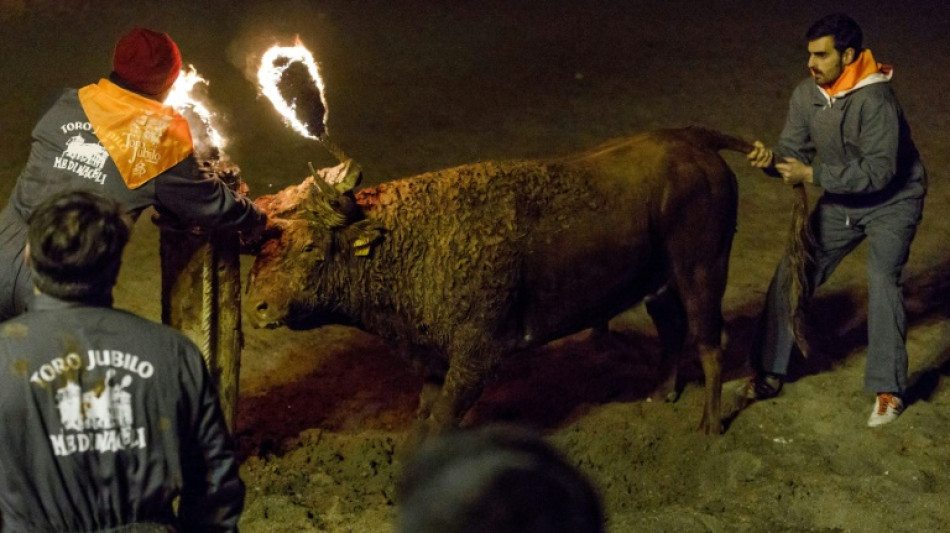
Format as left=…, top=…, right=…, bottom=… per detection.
left=784, top=184, right=814, bottom=357
left=676, top=125, right=814, bottom=357
left=675, top=126, right=755, bottom=155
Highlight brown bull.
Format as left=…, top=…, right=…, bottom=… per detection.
left=246, top=127, right=755, bottom=436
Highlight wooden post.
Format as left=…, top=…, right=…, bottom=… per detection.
left=158, top=161, right=244, bottom=432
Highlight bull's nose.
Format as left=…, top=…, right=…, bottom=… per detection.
left=247, top=300, right=281, bottom=329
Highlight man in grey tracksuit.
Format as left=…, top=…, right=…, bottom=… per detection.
left=744, top=13, right=926, bottom=426
left=0, top=191, right=244, bottom=532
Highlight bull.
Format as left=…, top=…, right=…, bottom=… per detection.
left=246, top=127, right=754, bottom=437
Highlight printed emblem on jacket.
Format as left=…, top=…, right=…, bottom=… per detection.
left=34, top=349, right=152, bottom=456
left=52, top=128, right=109, bottom=185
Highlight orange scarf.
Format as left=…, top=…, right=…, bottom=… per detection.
left=823, top=49, right=891, bottom=97
left=78, top=79, right=193, bottom=189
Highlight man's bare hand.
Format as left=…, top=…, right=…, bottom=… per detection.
left=235, top=181, right=251, bottom=197
left=747, top=141, right=774, bottom=168
left=774, top=157, right=814, bottom=186
left=239, top=220, right=267, bottom=254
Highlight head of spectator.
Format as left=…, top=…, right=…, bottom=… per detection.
left=397, top=425, right=605, bottom=533
left=806, top=13, right=863, bottom=55
left=804, top=13, right=863, bottom=86
left=26, top=191, right=132, bottom=305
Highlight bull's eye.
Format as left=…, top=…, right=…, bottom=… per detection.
left=303, top=243, right=315, bottom=253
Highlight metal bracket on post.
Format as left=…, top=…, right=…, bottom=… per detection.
left=158, top=159, right=244, bottom=433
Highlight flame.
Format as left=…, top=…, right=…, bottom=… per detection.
left=257, top=40, right=328, bottom=140
left=165, top=65, right=227, bottom=157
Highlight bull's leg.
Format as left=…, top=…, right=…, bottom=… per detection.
left=667, top=239, right=729, bottom=435
left=645, top=285, right=688, bottom=402
left=415, top=375, right=443, bottom=421
left=676, top=270, right=727, bottom=435
left=420, top=347, right=499, bottom=438
left=402, top=375, right=447, bottom=452
left=695, top=342, right=724, bottom=435
left=677, top=310, right=725, bottom=435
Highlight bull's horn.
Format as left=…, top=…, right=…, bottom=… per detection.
left=333, top=158, right=362, bottom=193
left=305, top=162, right=348, bottom=228
left=311, top=159, right=362, bottom=194
left=308, top=162, right=340, bottom=197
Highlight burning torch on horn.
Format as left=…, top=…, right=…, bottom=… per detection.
left=257, top=39, right=361, bottom=188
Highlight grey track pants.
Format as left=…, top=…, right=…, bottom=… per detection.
left=755, top=195, right=923, bottom=394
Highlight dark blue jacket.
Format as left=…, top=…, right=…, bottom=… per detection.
left=0, top=293, right=244, bottom=532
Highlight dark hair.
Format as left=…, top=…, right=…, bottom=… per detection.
left=397, top=425, right=605, bottom=533
left=27, top=191, right=131, bottom=301
left=806, top=13, right=863, bottom=53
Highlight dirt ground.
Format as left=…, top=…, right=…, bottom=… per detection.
left=2, top=1, right=949, bottom=532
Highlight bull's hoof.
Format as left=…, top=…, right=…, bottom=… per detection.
left=406, top=415, right=451, bottom=451
left=401, top=416, right=452, bottom=457
left=651, top=375, right=682, bottom=403
left=698, top=415, right=724, bottom=436
left=649, top=388, right=681, bottom=403
left=401, top=424, right=431, bottom=457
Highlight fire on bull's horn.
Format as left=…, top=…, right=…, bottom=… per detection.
left=257, top=38, right=350, bottom=165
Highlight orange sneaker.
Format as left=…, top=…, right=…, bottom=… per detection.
left=868, top=393, right=903, bottom=427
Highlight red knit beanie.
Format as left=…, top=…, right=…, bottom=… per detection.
left=112, top=27, right=182, bottom=96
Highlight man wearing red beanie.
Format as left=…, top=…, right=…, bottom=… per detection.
left=0, top=27, right=267, bottom=321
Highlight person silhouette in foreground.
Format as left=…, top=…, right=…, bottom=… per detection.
left=397, top=424, right=605, bottom=533
left=0, top=191, right=244, bottom=532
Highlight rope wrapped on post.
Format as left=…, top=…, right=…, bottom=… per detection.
left=157, top=159, right=244, bottom=432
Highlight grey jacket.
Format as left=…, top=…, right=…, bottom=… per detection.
left=772, top=76, right=926, bottom=208
left=0, top=293, right=245, bottom=532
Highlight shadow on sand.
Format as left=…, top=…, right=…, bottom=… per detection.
left=235, top=256, right=950, bottom=457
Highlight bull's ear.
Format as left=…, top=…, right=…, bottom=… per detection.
left=350, top=220, right=384, bottom=257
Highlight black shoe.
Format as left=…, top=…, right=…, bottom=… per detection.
left=737, top=373, right=783, bottom=401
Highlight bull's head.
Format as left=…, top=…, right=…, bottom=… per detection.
left=245, top=159, right=383, bottom=329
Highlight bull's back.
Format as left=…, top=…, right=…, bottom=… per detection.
left=516, top=130, right=740, bottom=342
left=353, top=129, right=739, bottom=347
